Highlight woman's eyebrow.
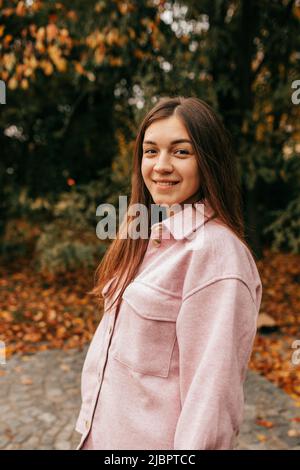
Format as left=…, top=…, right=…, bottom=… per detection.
left=143, top=139, right=192, bottom=146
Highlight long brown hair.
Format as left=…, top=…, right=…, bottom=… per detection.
left=88, top=95, right=251, bottom=315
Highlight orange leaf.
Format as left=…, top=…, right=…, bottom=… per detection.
left=256, top=419, right=274, bottom=428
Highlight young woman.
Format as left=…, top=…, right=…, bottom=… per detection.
left=74, top=96, right=262, bottom=450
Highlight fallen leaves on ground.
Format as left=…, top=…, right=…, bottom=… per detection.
left=249, top=248, right=300, bottom=406
left=256, top=419, right=274, bottom=428
left=0, top=256, right=102, bottom=358
left=0, top=247, right=299, bottom=405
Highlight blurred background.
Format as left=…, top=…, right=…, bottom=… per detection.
left=0, top=0, right=300, bottom=450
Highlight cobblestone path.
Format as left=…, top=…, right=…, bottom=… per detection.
left=0, top=347, right=300, bottom=450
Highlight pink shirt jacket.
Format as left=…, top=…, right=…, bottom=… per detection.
left=75, top=198, right=262, bottom=450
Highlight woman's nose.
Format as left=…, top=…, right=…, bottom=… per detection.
left=153, top=152, right=173, bottom=171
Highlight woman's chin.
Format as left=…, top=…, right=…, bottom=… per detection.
left=151, top=196, right=178, bottom=206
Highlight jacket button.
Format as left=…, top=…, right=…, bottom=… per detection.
left=152, top=238, right=161, bottom=246
left=85, top=419, right=90, bottom=430
left=109, top=325, right=112, bottom=334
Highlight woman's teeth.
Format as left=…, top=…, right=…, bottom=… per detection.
left=154, top=181, right=179, bottom=186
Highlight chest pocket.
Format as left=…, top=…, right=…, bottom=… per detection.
left=111, top=280, right=181, bottom=378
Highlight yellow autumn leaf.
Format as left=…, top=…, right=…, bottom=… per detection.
left=55, top=57, right=67, bottom=72
left=56, top=326, right=66, bottom=338
left=133, top=49, right=146, bottom=59
left=293, top=5, right=300, bottom=19
left=95, top=2, right=105, bottom=13
left=16, top=1, right=26, bottom=16
left=23, top=66, right=33, bottom=77
left=86, top=71, right=95, bottom=81
left=2, top=8, right=14, bottom=17
left=20, top=376, right=33, bottom=385
left=67, top=10, right=77, bottom=21
left=48, top=44, right=60, bottom=59
left=24, top=55, right=38, bottom=69
left=39, top=60, right=53, bottom=75
left=46, top=23, right=58, bottom=42
left=117, top=2, right=130, bottom=15
left=128, top=27, right=136, bottom=40
left=109, top=56, right=123, bottom=67
left=72, top=317, right=84, bottom=327
left=106, top=28, right=121, bottom=46
left=74, top=62, right=85, bottom=74
left=29, top=23, right=37, bottom=36
left=16, top=63, right=25, bottom=78
left=94, top=45, right=105, bottom=64
left=60, top=28, right=69, bottom=38
left=36, top=26, right=45, bottom=40
left=36, top=40, right=46, bottom=53
left=86, top=30, right=105, bottom=48
left=1, top=70, right=9, bottom=81
left=48, top=45, right=67, bottom=72
left=8, top=77, right=18, bottom=90
left=20, top=78, right=29, bottom=90
left=256, top=433, right=267, bottom=442
left=3, top=34, right=13, bottom=46
left=0, top=310, right=13, bottom=321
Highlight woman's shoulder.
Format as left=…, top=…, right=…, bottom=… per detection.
left=183, top=219, right=262, bottom=308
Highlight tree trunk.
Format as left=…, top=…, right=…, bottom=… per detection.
left=244, top=185, right=263, bottom=260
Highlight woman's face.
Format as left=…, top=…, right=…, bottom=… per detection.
left=141, top=115, right=201, bottom=208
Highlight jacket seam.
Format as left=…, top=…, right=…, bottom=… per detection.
left=133, top=279, right=182, bottom=299
left=122, top=293, right=178, bottom=322
left=182, top=275, right=257, bottom=311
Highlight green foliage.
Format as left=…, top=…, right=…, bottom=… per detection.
left=52, top=169, right=115, bottom=226
left=0, top=218, right=40, bottom=261
left=34, top=221, right=107, bottom=274
left=263, top=197, right=300, bottom=254
left=32, top=163, right=130, bottom=273
left=1, top=0, right=300, bottom=255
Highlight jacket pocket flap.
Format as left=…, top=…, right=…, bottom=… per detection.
left=122, top=280, right=180, bottom=322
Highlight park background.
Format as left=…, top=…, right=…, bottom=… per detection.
left=0, top=0, right=300, bottom=450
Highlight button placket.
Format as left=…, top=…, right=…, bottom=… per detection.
left=97, top=321, right=115, bottom=382
left=151, top=223, right=163, bottom=247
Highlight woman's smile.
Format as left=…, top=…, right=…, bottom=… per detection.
left=141, top=115, right=201, bottom=206
left=152, top=179, right=180, bottom=188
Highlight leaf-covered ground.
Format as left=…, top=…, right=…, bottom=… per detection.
left=249, top=249, right=300, bottom=406
left=0, top=259, right=101, bottom=357
left=0, top=248, right=300, bottom=405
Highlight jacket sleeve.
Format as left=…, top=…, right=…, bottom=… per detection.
left=174, top=277, right=260, bottom=450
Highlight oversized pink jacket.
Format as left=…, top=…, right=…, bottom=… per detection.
left=74, top=198, right=262, bottom=450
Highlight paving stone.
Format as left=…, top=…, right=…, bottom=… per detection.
left=0, top=346, right=299, bottom=450
left=54, top=440, right=72, bottom=450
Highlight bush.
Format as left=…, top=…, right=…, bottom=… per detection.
left=34, top=221, right=107, bottom=274
left=263, top=197, right=300, bottom=254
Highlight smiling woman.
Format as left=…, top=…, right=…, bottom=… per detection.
left=75, top=96, right=262, bottom=450
left=141, top=115, right=201, bottom=209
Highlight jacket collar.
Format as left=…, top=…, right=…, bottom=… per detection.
left=151, top=198, right=217, bottom=240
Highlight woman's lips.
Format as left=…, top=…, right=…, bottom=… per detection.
left=153, top=180, right=180, bottom=188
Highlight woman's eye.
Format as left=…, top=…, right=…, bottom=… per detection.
left=174, top=149, right=190, bottom=155
left=143, top=148, right=191, bottom=156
